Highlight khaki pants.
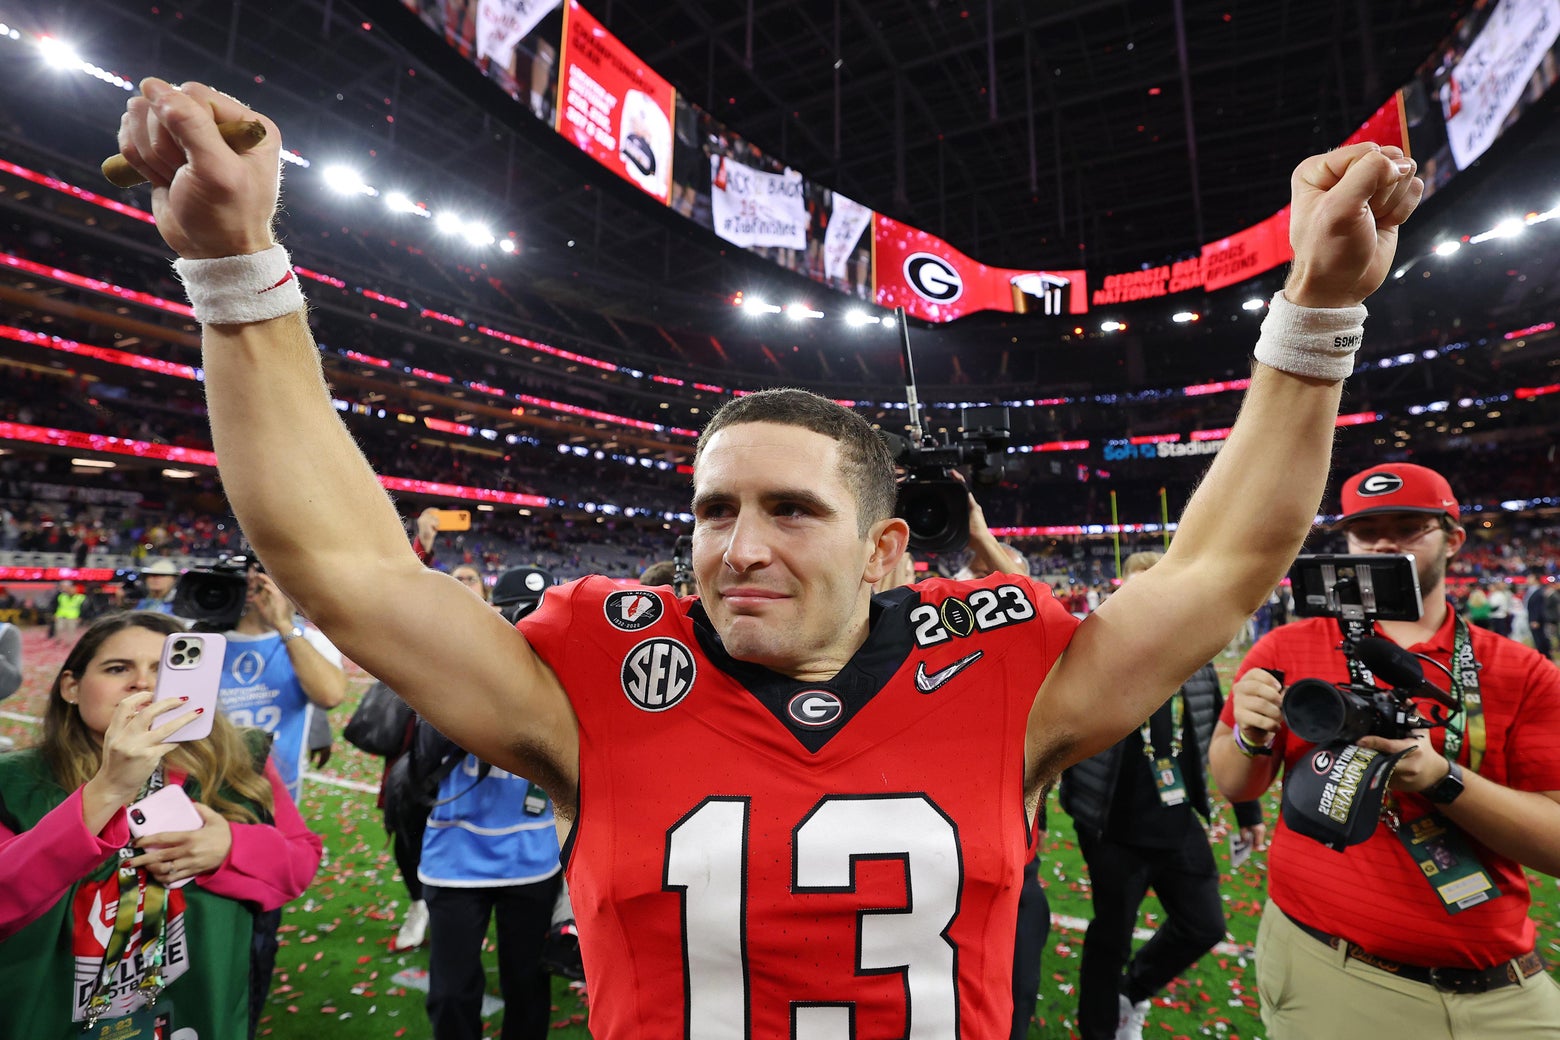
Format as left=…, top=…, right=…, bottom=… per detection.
left=1256, top=899, right=1560, bottom=1039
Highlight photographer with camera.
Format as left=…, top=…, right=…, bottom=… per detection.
left=1210, top=463, right=1560, bottom=1038
left=215, top=569, right=347, bottom=803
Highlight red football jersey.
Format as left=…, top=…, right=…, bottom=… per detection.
left=520, top=572, right=1078, bottom=1039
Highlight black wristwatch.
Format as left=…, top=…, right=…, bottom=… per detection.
left=1423, top=761, right=1466, bottom=805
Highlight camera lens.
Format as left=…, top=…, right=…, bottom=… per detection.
left=170, top=653, right=186, bottom=666
left=131, top=809, right=145, bottom=824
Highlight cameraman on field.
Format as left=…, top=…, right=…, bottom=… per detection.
left=1209, top=463, right=1560, bottom=1038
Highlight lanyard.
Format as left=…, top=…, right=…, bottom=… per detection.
left=1139, top=693, right=1183, bottom=761
left=83, top=771, right=171, bottom=1029
left=1444, top=616, right=1485, bottom=772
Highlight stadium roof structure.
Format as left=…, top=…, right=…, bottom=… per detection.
left=3, top=0, right=1557, bottom=389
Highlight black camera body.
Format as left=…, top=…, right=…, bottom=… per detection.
left=172, top=555, right=254, bottom=629
left=1282, top=676, right=1429, bottom=744
left=1280, top=553, right=1449, bottom=745
left=886, top=406, right=1011, bottom=555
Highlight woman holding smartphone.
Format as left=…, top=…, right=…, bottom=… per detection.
left=0, top=610, right=322, bottom=1040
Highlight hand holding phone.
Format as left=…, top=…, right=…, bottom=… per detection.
left=127, top=785, right=207, bottom=888
left=152, top=632, right=225, bottom=743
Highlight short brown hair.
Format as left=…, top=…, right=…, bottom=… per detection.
left=695, top=389, right=897, bottom=536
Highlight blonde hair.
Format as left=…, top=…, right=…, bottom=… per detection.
left=40, top=612, right=275, bottom=823
left=1121, top=551, right=1163, bottom=579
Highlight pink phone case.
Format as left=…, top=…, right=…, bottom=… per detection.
left=152, top=631, right=226, bottom=742
left=126, top=784, right=204, bottom=839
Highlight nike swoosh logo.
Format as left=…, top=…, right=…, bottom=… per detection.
left=915, top=650, right=984, bottom=693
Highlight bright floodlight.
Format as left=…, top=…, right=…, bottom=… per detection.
left=786, top=303, right=824, bottom=320
left=1242, top=298, right=1266, bottom=311
left=461, top=223, right=496, bottom=246
left=38, top=35, right=81, bottom=69
left=1434, top=240, right=1462, bottom=256
left=1172, top=311, right=1199, bottom=323
left=323, top=165, right=373, bottom=196
left=844, top=310, right=877, bottom=327
left=384, top=191, right=420, bottom=214
left=499, top=239, right=517, bottom=253
left=1100, top=319, right=1125, bottom=333
left=742, top=298, right=781, bottom=315
left=435, top=211, right=465, bottom=235
left=1492, top=217, right=1524, bottom=238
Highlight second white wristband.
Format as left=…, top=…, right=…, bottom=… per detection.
left=1252, top=291, right=1367, bottom=381
left=173, top=244, right=307, bottom=325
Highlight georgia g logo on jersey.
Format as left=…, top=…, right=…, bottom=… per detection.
left=787, top=689, right=844, bottom=728
left=622, top=637, right=696, bottom=712
left=1356, top=472, right=1403, bottom=497
left=605, top=589, right=665, bottom=631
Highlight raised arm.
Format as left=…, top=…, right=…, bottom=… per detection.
left=1026, top=143, right=1423, bottom=787
left=116, top=79, right=580, bottom=804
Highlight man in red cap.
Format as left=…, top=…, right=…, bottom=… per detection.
left=1210, top=462, right=1560, bottom=1038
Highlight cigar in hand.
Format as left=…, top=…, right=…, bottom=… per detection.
left=101, top=119, right=268, bottom=188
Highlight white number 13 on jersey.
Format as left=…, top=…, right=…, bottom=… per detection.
left=664, top=794, right=962, bottom=1039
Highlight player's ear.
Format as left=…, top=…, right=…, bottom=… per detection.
left=864, top=517, right=910, bottom=585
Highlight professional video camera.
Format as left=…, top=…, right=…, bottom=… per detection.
left=1277, top=553, right=1462, bottom=851
left=881, top=309, right=1012, bottom=555
left=171, top=554, right=255, bottom=629
left=1280, top=553, right=1458, bottom=744
left=671, top=534, right=695, bottom=596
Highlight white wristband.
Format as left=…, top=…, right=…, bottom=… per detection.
left=1252, top=290, right=1366, bottom=381
left=173, top=244, right=307, bottom=325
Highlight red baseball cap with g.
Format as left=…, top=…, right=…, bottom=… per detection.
left=1339, top=463, right=1460, bottom=523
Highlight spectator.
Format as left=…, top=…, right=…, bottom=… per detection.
left=1211, top=463, right=1560, bottom=1038
left=1061, top=551, right=1264, bottom=1040
left=53, top=580, right=86, bottom=643
left=134, top=558, right=181, bottom=613
left=0, top=610, right=321, bottom=1038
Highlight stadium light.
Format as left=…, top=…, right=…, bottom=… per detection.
left=323, top=165, right=376, bottom=197
left=37, top=35, right=81, bottom=69
left=162, top=469, right=196, bottom=480
left=1172, top=311, right=1200, bottom=323
left=1434, top=240, right=1462, bottom=256
left=499, top=238, right=517, bottom=253
left=1492, top=217, right=1525, bottom=238
left=844, top=310, right=879, bottom=327
left=461, top=223, right=496, bottom=247
left=741, top=298, right=782, bottom=316
left=1241, top=298, right=1266, bottom=311
left=434, top=211, right=465, bottom=235
left=384, top=191, right=424, bottom=215
left=1100, top=319, right=1126, bottom=333
left=786, top=303, right=824, bottom=320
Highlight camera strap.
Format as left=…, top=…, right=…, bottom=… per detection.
left=1444, top=617, right=1484, bottom=773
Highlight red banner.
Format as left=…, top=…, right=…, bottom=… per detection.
left=555, top=0, right=676, bottom=203
left=872, top=215, right=1087, bottom=323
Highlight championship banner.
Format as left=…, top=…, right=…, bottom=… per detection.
left=555, top=0, right=676, bottom=203
left=475, top=0, right=560, bottom=73
left=872, top=215, right=1087, bottom=323
left=823, top=193, right=873, bottom=283
left=1441, top=0, right=1560, bottom=169
left=709, top=157, right=809, bottom=250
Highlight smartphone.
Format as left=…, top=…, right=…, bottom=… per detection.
left=152, top=632, right=226, bottom=742
left=1289, top=553, right=1423, bottom=623
left=434, top=508, right=471, bottom=532
left=127, top=784, right=204, bottom=839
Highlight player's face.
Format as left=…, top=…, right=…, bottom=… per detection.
left=59, top=627, right=163, bottom=737
left=692, top=422, right=887, bottom=680
left=1342, top=512, right=1464, bottom=597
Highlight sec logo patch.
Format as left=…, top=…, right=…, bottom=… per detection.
left=622, top=638, right=696, bottom=712
left=605, top=590, right=665, bottom=631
